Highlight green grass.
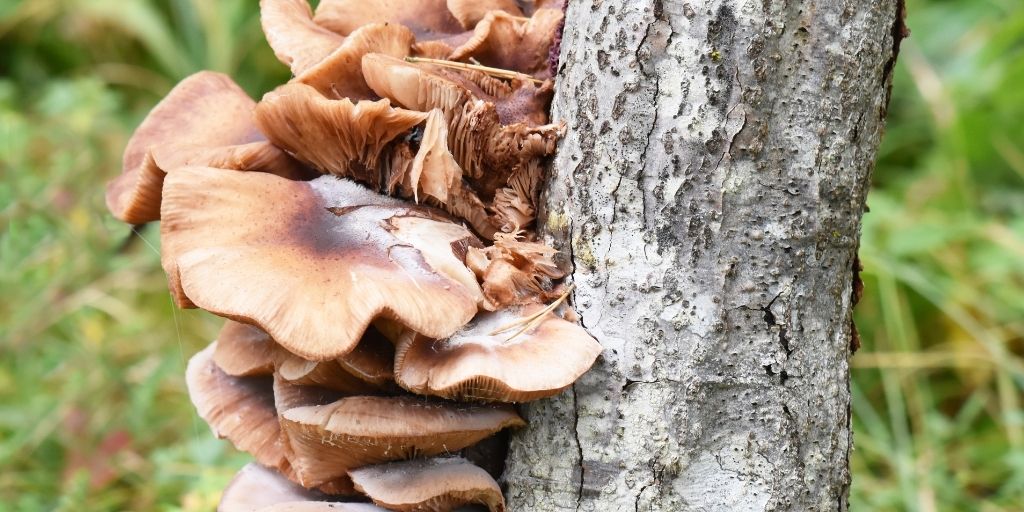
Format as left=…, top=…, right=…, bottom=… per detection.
left=1, top=0, right=1022, bottom=510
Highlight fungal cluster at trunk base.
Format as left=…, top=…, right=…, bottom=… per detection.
left=104, top=1, right=599, bottom=511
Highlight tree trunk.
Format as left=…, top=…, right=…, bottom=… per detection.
left=503, top=0, right=905, bottom=510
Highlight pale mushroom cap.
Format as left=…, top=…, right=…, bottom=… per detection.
left=394, top=304, right=603, bottom=402
left=349, top=457, right=504, bottom=512
left=280, top=396, right=524, bottom=488
left=161, top=167, right=481, bottom=360
left=254, top=83, right=427, bottom=188
left=314, top=0, right=462, bottom=40
left=260, top=0, right=343, bottom=74
left=257, top=504, right=388, bottom=512
left=446, top=0, right=523, bottom=29
left=105, top=71, right=260, bottom=224
left=295, top=23, right=415, bottom=101
left=219, top=463, right=326, bottom=512
left=213, top=320, right=279, bottom=377
left=186, top=343, right=290, bottom=473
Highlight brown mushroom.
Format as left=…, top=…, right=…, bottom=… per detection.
left=219, top=463, right=327, bottom=512
left=254, top=83, right=427, bottom=189
left=349, top=457, right=504, bottom=512
left=393, top=303, right=602, bottom=402
left=446, top=0, right=523, bottom=29
left=105, top=71, right=262, bottom=224
left=449, top=9, right=564, bottom=78
left=466, top=232, right=566, bottom=309
left=313, top=0, right=463, bottom=41
left=294, top=23, right=415, bottom=101
left=361, top=53, right=560, bottom=202
left=279, top=396, right=524, bottom=488
left=213, top=320, right=278, bottom=377
left=258, top=504, right=388, bottom=512
left=260, top=0, right=344, bottom=75
left=277, top=354, right=383, bottom=395
left=151, top=141, right=316, bottom=182
left=336, top=325, right=397, bottom=389
left=186, top=343, right=290, bottom=474
left=160, top=167, right=482, bottom=360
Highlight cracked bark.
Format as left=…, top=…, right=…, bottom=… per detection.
left=503, top=1, right=904, bottom=511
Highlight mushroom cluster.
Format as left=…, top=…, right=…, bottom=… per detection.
left=105, top=1, right=599, bottom=511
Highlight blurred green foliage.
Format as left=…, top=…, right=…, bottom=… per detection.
left=0, top=0, right=1021, bottom=510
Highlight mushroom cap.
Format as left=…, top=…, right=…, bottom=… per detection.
left=280, top=396, right=524, bottom=488
left=446, top=0, right=523, bottom=29
left=161, top=167, right=481, bottom=360
left=105, top=71, right=261, bottom=224
left=151, top=141, right=316, bottom=182
left=254, top=83, right=427, bottom=188
left=349, top=457, right=504, bottom=512
left=393, top=304, right=603, bottom=402
left=213, top=320, right=278, bottom=377
left=449, top=9, right=564, bottom=78
left=260, top=0, right=344, bottom=74
left=186, top=343, right=290, bottom=473
left=219, top=463, right=327, bottom=512
left=295, top=23, right=415, bottom=101
left=314, top=0, right=462, bottom=40
left=361, top=54, right=560, bottom=194
left=336, top=326, right=397, bottom=389
left=258, top=504, right=388, bottom=512
left=277, top=355, right=383, bottom=395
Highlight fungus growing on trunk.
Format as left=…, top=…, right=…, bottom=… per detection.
left=280, top=396, right=524, bottom=488
left=108, top=0, right=601, bottom=507
left=349, top=457, right=505, bottom=511
left=160, top=168, right=482, bottom=360
left=104, top=71, right=261, bottom=224
left=394, top=303, right=602, bottom=403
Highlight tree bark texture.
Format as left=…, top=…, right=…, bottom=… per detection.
left=504, top=0, right=905, bottom=510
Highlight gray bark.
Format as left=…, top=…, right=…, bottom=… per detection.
left=504, top=0, right=904, bottom=510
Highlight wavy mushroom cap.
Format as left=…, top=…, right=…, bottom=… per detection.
left=161, top=168, right=482, bottom=360
left=295, top=23, right=415, bottom=101
left=336, top=326, right=397, bottom=389
left=277, top=355, right=383, bottom=395
left=450, top=9, right=564, bottom=78
left=280, top=396, right=524, bottom=488
left=260, top=0, right=343, bottom=74
left=258, top=504, right=388, bottom=512
left=151, top=141, right=316, bottom=182
left=446, top=0, right=523, bottom=29
left=186, top=343, right=290, bottom=473
left=314, top=0, right=462, bottom=40
left=213, top=320, right=279, bottom=377
left=362, top=54, right=560, bottom=194
left=219, top=463, right=327, bottom=512
left=394, top=304, right=602, bottom=402
left=255, top=83, right=427, bottom=188
left=105, top=71, right=261, bottom=224
left=349, top=457, right=504, bottom=512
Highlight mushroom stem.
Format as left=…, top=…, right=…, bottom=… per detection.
left=487, top=283, right=575, bottom=339
left=404, top=56, right=543, bottom=84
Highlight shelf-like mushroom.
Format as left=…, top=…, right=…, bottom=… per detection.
left=219, top=463, right=327, bottom=512
left=161, top=167, right=483, bottom=360
left=314, top=0, right=463, bottom=41
left=260, top=0, right=344, bottom=75
left=449, top=9, right=564, bottom=78
left=295, top=23, right=415, bottom=101
left=361, top=53, right=560, bottom=202
left=446, top=0, right=523, bottom=29
left=213, top=321, right=279, bottom=377
left=258, top=504, right=387, bottom=512
left=349, top=457, right=504, bottom=512
left=186, top=344, right=290, bottom=474
left=150, top=141, right=316, bottom=182
left=105, top=71, right=261, bottom=224
left=393, top=303, right=602, bottom=402
left=254, top=83, right=427, bottom=189
left=280, top=396, right=524, bottom=488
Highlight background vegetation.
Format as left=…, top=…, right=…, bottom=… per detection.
left=0, top=0, right=1021, bottom=510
